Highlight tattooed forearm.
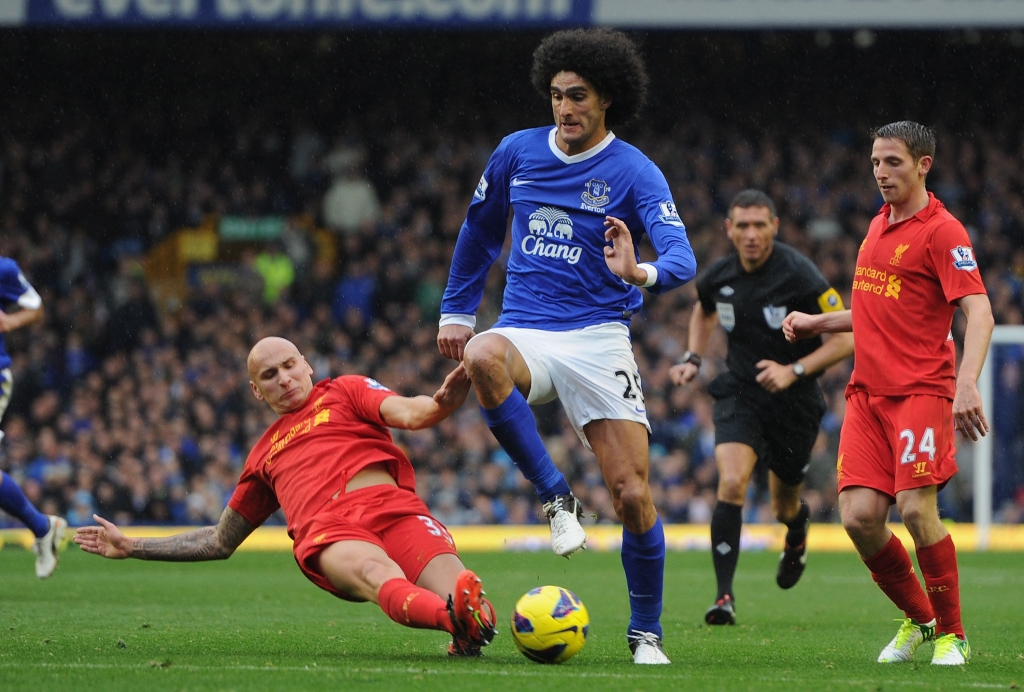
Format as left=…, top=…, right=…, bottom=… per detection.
left=129, top=508, right=256, bottom=562
left=130, top=526, right=222, bottom=561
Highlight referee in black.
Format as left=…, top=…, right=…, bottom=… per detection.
left=670, top=190, right=854, bottom=625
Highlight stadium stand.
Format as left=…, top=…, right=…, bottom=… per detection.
left=0, top=32, right=1022, bottom=528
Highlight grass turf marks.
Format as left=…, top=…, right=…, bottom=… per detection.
left=1, top=546, right=1022, bottom=691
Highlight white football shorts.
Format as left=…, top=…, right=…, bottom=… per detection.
left=478, top=323, right=650, bottom=449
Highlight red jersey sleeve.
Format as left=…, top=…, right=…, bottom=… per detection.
left=336, top=375, right=399, bottom=426
left=927, top=218, right=986, bottom=304
left=227, top=457, right=280, bottom=527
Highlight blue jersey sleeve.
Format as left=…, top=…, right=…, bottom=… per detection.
left=440, top=138, right=514, bottom=322
left=632, top=163, right=697, bottom=294
left=0, top=258, right=38, bottom=308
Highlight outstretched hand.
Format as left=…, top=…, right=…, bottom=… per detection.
left=433, top=362, right=472, bottom=411
left=603, top=216, right=643, bottom=285
left=74, top=515, right=131, bottom=559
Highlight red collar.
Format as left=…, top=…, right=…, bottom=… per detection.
left=878, top=192, right=942, bottom=230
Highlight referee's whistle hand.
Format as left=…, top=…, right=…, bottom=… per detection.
left=669, top=363, right=698, bottom=386
left=755, top=360, right=796, bottom=393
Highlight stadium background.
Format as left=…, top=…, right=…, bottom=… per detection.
left=2, top=0, right=1024, bottom=549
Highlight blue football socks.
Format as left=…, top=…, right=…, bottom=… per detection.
left=479, top=388, right=571, bottom=503
left=0, top=472, right=50, bottom=537
left=622, top=515, right=666, bottom=638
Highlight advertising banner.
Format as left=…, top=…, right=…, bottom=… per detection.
left=2, top=0, right=1023, bottom=31
left=2, top=0, right=590, bottom=26
left=594, top=0, right=1024, bottom=29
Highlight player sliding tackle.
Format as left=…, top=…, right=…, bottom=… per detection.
left=783, top=121, right=993, bottom=666
left=437, top=28, right=696, bottom=664
left=76, top=337, right=497, bottom=657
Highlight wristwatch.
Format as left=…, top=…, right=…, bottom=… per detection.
left=792, top=361, right=806, bottom=378
left=679, top=351, right=702, bottom=367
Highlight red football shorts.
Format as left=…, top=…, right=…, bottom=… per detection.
left=838, top=391, right=958, bottom=499
left=292, top=484, right=458, bottom=601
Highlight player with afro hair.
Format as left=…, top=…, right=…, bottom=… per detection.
left=440, top=25, right=696, bottom=666
left=530, top=28, right=649, bottom=129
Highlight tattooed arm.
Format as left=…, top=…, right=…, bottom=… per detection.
left=74, top=508, right=256, bottom=562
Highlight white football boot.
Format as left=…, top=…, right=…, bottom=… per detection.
left=931, top=633, right=971, bottom=665
left=877, top=618, right=935, bottom=663
left=542, top=493, right=586, bottom=557
left=33, top=515, right=67, bottom=579
left=628, top=630, right=671, bottom=665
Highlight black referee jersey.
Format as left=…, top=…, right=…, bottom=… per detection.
left=695, top=242, right=845, bottom=387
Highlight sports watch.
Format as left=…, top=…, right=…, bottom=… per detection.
left=792, top=361, right=806, bottom=378
left=679, top=351, right=702, bottom=367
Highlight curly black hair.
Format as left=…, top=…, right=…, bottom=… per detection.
left=530, top=28, right=649, bottom=129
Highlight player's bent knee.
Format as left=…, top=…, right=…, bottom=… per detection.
left=463, top=336, right=505, bottom=370
left=614, top=478, right=650, bottom=513
left=319, top=543, right=405, bottom=601
left=840, top=509, right=884, bottom=541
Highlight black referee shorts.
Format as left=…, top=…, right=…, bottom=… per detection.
left=707, top=374, right=827, bottom=487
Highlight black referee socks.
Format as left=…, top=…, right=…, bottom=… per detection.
left=710, top=500, right=743, bottom=600
left=784, top=500, right=810, bottom=547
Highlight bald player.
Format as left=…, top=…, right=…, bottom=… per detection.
left=75, top=337, right=498, bottom=656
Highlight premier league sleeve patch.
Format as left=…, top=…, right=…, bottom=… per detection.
left=474, top=175, right=488, bottom=201
left=363, top=378, right=392, bottom=392
left=950, top=245, right=978, bottom=271
left=658, top=201, right=684, bottom=227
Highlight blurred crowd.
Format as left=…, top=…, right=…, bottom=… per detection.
left=1, top=33, right=1023, bottom=529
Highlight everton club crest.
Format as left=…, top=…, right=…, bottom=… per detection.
left=581, top=178, right=611, bottom=209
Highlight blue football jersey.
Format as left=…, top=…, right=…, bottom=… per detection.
left=0, top=257, right=42, bottom=370
left=442, top=127, right=696, bottom=331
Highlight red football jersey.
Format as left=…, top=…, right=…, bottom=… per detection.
left=847, top=193, right=986, bottom=399
left=228, top=376, right=413, bottom=541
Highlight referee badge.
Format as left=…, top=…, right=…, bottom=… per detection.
left=716, top=302, right=736, bottom=332
left=762, top=305, right=787, bottom=330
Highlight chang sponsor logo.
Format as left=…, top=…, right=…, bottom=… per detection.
left=523, top=206, right=581, bottom=265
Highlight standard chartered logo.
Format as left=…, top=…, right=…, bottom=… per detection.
left=523, top=206, right=582, bottom=265
left=853, top=265, right=903, bottom=301
left=885, top=274, right=902, bottom=299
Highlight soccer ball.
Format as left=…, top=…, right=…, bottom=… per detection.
left=510, top=585, right=589, bottom=664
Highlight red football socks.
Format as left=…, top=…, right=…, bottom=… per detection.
left=916, top=534, right=964, bottom=638
left=863, top=534, right=935, bottom=624
left=377, top=578, right=453, bottom=633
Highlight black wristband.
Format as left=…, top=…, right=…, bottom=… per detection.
left=679, top=351, right=702, bottom=367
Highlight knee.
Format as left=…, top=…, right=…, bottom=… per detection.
left=841, top=507, right=885, bottom=542
left=717, top=472, right=748, bottom=505
left=896, top=498, right=937, bottom=537
left=357, top=556, right=401, bottom=591
left=611, top=475, right=649, bottom=514
left=463, top=338, right=506, bottom=381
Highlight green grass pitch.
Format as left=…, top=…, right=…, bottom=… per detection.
left=1, top=546, right=1022, bottom=691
